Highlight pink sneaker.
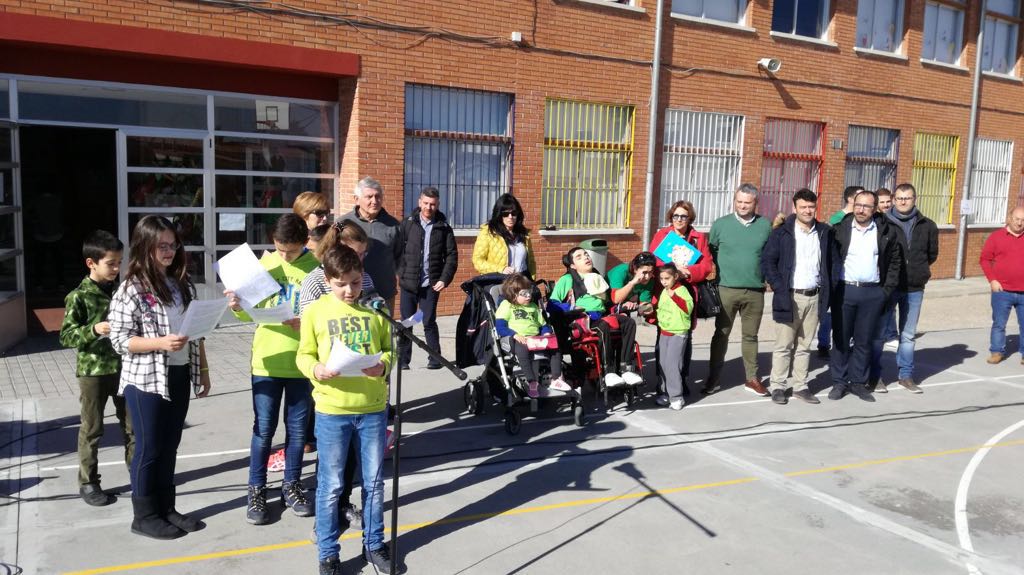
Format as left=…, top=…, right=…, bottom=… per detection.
left=267, top=448, right=285, bottom=473
left=550, top=377, right=572, bottom=392
left=527, top=381, right=540, bottom=398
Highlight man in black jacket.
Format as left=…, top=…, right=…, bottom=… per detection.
left=829, top=190, right=903, bottom=401
left=868, top=183, right=938, bottom=394
left=396, top=187, right=458, bottom=370
left=760, top=189, right=835, bottom=405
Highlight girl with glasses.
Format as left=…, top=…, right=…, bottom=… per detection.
left=494, top=273, right=568, bottom=398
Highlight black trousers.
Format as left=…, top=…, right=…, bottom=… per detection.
left=830, top=284, right=886, bottom=388
left=592, top=314, right=637, bottom=373
left=123, top=366, right=190, bottom=497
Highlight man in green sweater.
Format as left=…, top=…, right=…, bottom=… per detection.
left=705, top=184, right=772, bottom=396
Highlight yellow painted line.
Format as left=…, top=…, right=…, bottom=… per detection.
left=63, top=439, right=1024, bottom=575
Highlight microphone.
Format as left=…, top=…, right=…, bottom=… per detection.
left=363, top=296, right=388, bottom=311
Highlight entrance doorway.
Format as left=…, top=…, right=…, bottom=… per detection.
left=20, top=126, right=116, bottom=332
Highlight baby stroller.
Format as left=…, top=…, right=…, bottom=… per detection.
left=455, top=273, right=586, bottom=435
left=545, top=292, right=646, bottom=410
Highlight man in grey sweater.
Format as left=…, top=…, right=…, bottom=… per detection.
left=340, top=176, right=404, bottom=301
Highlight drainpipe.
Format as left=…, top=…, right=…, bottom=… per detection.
left=955, top=0, right=987, bottom=279
left=641, top=0, right=665, bottom=250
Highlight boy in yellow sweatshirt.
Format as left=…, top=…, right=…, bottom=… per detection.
left=225, top=214, right=319, bottom=525
left=296, top=244, right=394, bottom=575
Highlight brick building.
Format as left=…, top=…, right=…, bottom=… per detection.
left=0, top=0, right=1020, bottom=347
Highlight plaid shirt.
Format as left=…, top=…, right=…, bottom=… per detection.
left=109, top=279, right=203, bottom=399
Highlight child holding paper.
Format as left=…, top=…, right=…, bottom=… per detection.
left=224, top=214, right=319, bottom=526
left=296, top=244, right=394, bottom=575
left=108, top=215, right=211, bottom=540
left=494, top=273, right=568, bottom=398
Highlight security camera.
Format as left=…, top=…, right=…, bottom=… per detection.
left=757, top=57, right=782, bottom=73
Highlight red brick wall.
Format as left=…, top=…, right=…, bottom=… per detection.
left=3, top=0, right=1021, bottom=314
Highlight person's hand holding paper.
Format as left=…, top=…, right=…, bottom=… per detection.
left=215, top=244, right=281, bottom=308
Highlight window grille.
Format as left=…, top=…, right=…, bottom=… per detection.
left=760, top=118, right=825, bottom=216
left=845, top=125, right=899, bottom=195
left=970, top=137, right=1014, bottom=225
left=661, top=110, right=744, bottom=225
left=911, top=132, right=959, bottom=224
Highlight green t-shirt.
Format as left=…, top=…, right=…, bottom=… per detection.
left=606, top=263, right=655, bottom=304
left=708, top=214, right=771, bottom=289
left=495, top=300, right=545, bottom=336
left=551, top=274, right=607, bottom=313
left=657, top=284, right=694, bottom=334
left=234, top=249, right=320, bottom=378
left=829, top=209, right=848, bottom=225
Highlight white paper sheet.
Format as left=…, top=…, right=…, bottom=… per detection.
left=215, top=244, right=281, bottom=308
left=176, top=299, right=228, bottom=339
left=325, top=341, right=383, bottom=376
left=244, top=302, right=295, bottom=324
left=400, top=310, right=423, bottom=328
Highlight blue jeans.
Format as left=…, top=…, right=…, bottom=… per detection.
left=248, top=376, right=311, bottom=486
left=314, top=409, right=387, bottom=561
left=990, top=291, right=1024, bottom=355
left=870, top=290, right=924, bottom=380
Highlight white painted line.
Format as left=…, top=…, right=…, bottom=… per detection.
left=954, top=417, right=1024, bottom=575
left=35, top=373, right=1024, bottom=473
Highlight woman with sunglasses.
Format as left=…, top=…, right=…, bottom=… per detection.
left=472, top=193, right=536, bottom=304
left=293, top=191, right=331, bottom=230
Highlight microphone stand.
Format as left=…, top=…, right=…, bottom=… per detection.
left=374, top=308, right=467, bottom=575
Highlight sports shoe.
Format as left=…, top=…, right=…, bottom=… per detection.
left=281, top=481, right=313, bottom=517
left=827, top=386, right=846, bottom=401
left=621, top=370, right=644, bottom=386
left=319, top=556, right=342, bottom=575
left=792, top=389, right=820, bottom=404
left=604, top=372, right=626, bottom=388
left=80, top=483, right=115, bottom=507
left=701, top=382, right=721, bottom=395
left=655, top=394, right=670, bottom=407
left=267, top=449, right=285, bottom=473
left=868, top=378, right=887, bottom=393
left=898, top=377, right=923, bottom=394
left=550, top=376, right=572, bottom=392
left=527, top=381, right=539, bottom=398
left=883, top=339, right=899, bottom=351
left=364, top=543, right=393, bottom=574
left=386, top=428, right=396, bottom=452
left=770, top=389, right=787, bottom=405
left=744, top=378, right=769, bottom=397
left=669, top=399, right=684, bottom=411
left=246, top=485, right=269, bottom=525
left=987, top=352, right=1005, bottom=364
left=848, top=384, right=876, bottom=402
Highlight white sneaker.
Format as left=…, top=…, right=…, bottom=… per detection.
left=669, top=399, right=684, bottom=411
left=621, top=371, right=644, bottom=386
left=550, top=377, right=572, bottom=392
left=655, top=394, right=670, bottom=406
left=604, top=372, right=626, bottom=387
left=883, top=339, right=899, bottom=351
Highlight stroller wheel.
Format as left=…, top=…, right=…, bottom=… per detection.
left=504, top=409, right=522, bottom=435
left=471, top=379, right=486, bottom=415
left=463, top=381, right=473, bottom=410
left=573, top=403, right=586, bottom=427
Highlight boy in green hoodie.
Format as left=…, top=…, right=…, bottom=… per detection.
left=59, top=230, right=134, bottom=507
left=296, top=244, right=394, bottom=575
left=225, top=214, right=320, bottom=526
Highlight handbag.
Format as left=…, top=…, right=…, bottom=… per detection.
left=694, top=280, right=723, bottom=319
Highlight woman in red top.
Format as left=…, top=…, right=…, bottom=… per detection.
left=648, top=200, right=713, bottom=397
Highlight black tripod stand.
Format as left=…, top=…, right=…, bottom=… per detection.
left=375, top=309, right=467, bottom=574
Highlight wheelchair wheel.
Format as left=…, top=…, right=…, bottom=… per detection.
left=504, top=409, right=522, bottom=435
left=572, top=400, right=585, bottom=427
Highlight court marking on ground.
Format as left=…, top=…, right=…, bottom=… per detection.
left=61, top=437, right=1024, bottom=575
left=37, top=372, right=1024, bottom=473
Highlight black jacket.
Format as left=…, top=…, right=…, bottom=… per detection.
left=832, top=212, right=904, bottom=296
left=885, top=210, right=939, bottom=292
left=760, top=215, right=836, bottom=324
left=397, top=209, right=459, bottom=293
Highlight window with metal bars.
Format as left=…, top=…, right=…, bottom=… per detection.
left=983, top=0, right=1021, bottom=75
left=970, top=138, right=1014, bottom=225
left=403, top=84, right=513, bottom=230
left=855, top=0, right=905, bottom=53
left=760, top=118, right=824, bottom=217
left=844, top=125, right=899, bottom=196
left=661, top=110, right=744, bottom=226
left=542, top=99, right=634, bottom=229
left=911, top=132, right=959, bottom=224
left=922, top=1, right=965, bottom=65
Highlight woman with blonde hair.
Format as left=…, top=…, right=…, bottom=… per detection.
left=293, top=191, right=330, bottom=230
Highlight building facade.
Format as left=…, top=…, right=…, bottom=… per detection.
left=0, top=0, right=1020, bottom=346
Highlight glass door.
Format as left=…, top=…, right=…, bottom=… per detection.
left=117, top=129, right=213, bottom=296
left=0, top=120, right=26, bottom=348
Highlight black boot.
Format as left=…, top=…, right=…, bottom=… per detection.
left=160, top=487, right=205, bottom=532
left=131, top=495, right=185, bottom=540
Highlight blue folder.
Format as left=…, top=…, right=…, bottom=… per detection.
left=653, top=233, right=701, bottom=267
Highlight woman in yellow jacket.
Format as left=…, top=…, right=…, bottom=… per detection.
left=472, top=193, right=536, bottom=304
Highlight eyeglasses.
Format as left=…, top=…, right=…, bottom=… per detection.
left=894, top=197, right=914, bottom=202
left=516, top=289, right=533, bottom=298
left=502, top=211, right=518, bottom=218
left=671, top=214, right=690, bottom=221
left=312, top=210, right=330, bottom=218
left=156, top=242, right=181, bottom=252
